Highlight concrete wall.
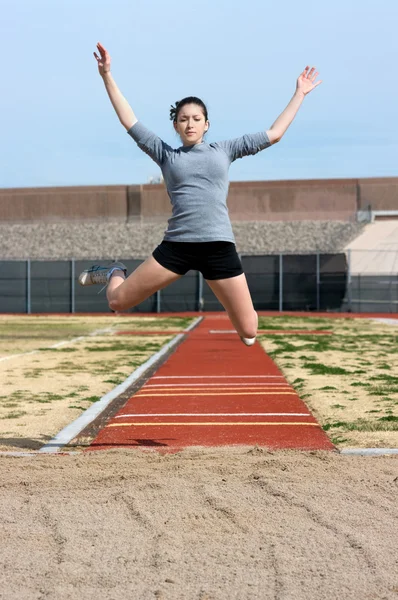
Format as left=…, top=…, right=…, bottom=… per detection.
left=0, top=185, right=134, bottom=222
left=1, top=177, right=397, bottom=223
left=226, top=179, right=358, bottom=221
left=358, top=177, right=398, bottom=210
left=122, top=179, right=360, bottom=222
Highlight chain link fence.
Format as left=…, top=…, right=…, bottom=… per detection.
left=0, top=251, right=397, bottom=314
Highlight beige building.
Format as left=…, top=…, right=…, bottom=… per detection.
left=0, top=176, right=397, bottom=224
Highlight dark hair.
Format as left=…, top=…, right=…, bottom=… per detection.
left=170, top=96, right=209, bottom=124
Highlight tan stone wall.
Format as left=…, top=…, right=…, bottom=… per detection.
left=0, top=185, right=132, bottom=222
left=140, top=184, right=171, bottom=221
left=358, top=177, right=398, bottom=210
left=1, top=177, right=397, bottom=223
left=226, top=179, right=358, bottom=221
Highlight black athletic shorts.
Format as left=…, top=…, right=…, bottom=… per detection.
left=152, top=240, right=244, bottom=280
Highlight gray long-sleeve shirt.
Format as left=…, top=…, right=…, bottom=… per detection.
left=127, top=121, right=271, bottom=243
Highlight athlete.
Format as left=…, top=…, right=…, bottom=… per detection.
left=79, top=42, right=322, bottom=345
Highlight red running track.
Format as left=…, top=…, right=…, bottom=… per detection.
left=88, top=316, right=336, bottom=452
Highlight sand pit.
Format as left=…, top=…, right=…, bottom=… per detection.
left=1, top=314, right=397, bottom=598
left=0, top=448, right=397, bottom=600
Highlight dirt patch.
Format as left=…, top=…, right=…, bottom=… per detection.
left=0, top=334, right=174, bottom=451
left=258, top=315, right=398, bottom=448
left=0, top=315, right=194, bottom=452
left=0, top=315, right=192, bottom=357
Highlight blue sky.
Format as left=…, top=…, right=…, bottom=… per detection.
left=1, top=0, right=397, bottom=188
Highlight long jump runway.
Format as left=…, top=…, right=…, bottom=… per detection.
left=87, top=316, right=335, bottom=452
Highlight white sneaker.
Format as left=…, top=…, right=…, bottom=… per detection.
left=78, top=261, right=127, bottom=286
left=240, top=336, right=256, bottom=346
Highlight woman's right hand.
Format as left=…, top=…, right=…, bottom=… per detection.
left=93, top=42, right=111, bottom=76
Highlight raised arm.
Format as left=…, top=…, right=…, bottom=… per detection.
left=266, top=66, right=322, bottom=144
left=94, top=42, right=138, bottom=131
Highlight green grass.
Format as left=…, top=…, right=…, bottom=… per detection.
left=0, top=316, right=194, bottom=348
left=330, top=436, right=350, bottom=444
left=302, top=363, right=350, bottom=375
left=3, top=411, right=28, bottom=419
left=0, top=391, right=84, bottom=404
left=0, top=322, right=107, bottom=339
left=369, top=374, right=398, bottom=383
left=258, top=316, right=398, bottom=446
left=24, top=369, right=43, bottom=378
left=318, top=386, right=338, bottom=391
left=103, top=378, right=125, bottom=385
left=258, top=316, right=346, bottom=330
left=68, top=396, right=101, bottom=409
left=38, top=347, right=77, bottom=352
left=323, top=418, right=398, bottom=432
left=120, top=316, right=193, bottom=329
left=260, top=329, right=398, bottom=357
left=44, top=362, right=82, bottom=374
left=369, top=387, right=398, bottom=397
left=84, top=341, right=166, bottom=352
left=126, top=360, right=147, bottom=367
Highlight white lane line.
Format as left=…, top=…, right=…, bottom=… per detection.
left=0, top=349, right=38, bottom=362
left=39, top=317, right=203, bottom=454
left=2, top=447, right=398, bottom=457
left=340, top=448, right=398, bottom=455
left=0, top=451, right=80, bottom=457
left=0, top=326, right=114, bottom=363
left=183, top=319, right=203, bottom=332
left=140, top=389, right=293, bottom=393
left=209, top=330, right=242, bottom=333
left=114, top=412, right=310, bottom=418
left=151, top=375, right=285, bottom=379
left=370, top=318, right=398, bottom=326
left=108, top=421, right=319, bottom=428
left=136, top=391, right=297, bottom=397
left=209, top=329, right=331, bottom=334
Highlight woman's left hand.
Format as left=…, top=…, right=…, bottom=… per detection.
left=296, top=66, right=322, bottom=96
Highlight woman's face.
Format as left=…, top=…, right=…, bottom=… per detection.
left=174, top=103, right=209, bottom=146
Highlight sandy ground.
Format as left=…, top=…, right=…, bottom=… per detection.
left=0, top=448, right=397, bottom=600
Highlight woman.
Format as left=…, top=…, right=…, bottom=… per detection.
left=79, top=42, right=322, bottom=345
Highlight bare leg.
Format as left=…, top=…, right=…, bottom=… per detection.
left=205, top=273, right=258, bottom=339
left=107, top=256, right=183, bottom=311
